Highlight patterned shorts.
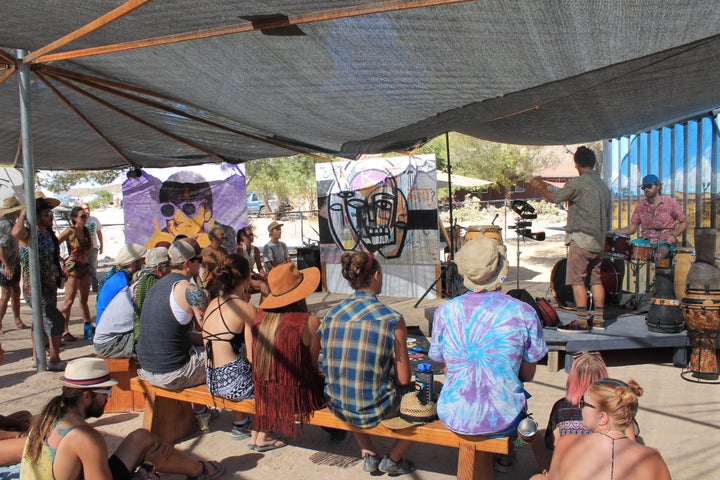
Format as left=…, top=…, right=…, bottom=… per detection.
left=206, top=355, right=255, bottom=401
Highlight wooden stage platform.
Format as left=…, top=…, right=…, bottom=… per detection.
left=424, top=304, right=691, bottom=373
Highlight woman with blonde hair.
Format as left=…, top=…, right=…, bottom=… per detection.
left=531, top=378, right=671, bottom=480
left=249, top=262, right=324, bottom=450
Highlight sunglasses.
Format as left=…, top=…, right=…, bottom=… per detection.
left=160, top=200, right=206, bottom=218
left=578, top=398, right=596, bottom=410
left=76, top=213, right=88, bottom=219
left=188, top=256, right=203, bottom=263
left=92, top=389, right=112, bottom=398
left=572, top=350, right=601, bottom=360
left=640, top=184, right=656, bottom=190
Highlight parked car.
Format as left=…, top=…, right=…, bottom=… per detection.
left=246, top=192, right=292, bottom=218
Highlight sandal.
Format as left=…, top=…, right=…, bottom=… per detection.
left=62, top=333, right=78, bottom=342
left=187, top=460, right=224, bottom=480
left=557, top=319, right=590, bottom=332
left=247, top=439, right=286, bottom=452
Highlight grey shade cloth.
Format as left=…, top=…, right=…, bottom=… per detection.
left=1, top=1, right=720, bottom=170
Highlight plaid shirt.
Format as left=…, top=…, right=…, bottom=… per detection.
left=319, top=291, right=400, bottom=428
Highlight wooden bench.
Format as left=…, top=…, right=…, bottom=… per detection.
left=97, top=357, right=145, bottom=413
left=130, top=377, right=510, bottom=480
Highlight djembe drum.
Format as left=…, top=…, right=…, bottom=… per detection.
left=680, top=228, right=720, bottom=380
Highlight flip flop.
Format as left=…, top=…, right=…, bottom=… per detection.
left=62, top=333, right=78, bottom=342
left=187, top=460, right=224, bottom=480
left=247, top=439, right=286, bottom=452
left=15, top=322, right=29, bottom=330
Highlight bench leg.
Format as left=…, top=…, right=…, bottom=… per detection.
left=546, top=351, right=560, bottom=372
left=457, top=443, right=494, bottom=480
left=142, top=390, right=197, bottom=443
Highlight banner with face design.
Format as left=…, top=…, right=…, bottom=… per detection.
left=123, top=164, right=245, bottom=252
left=317, top=155, right=440, bottom=297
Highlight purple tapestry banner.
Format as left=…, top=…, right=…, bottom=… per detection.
left=123, top=164, right=246, bottom=252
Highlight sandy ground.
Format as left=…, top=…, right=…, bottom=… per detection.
left=1, top=209, right=718, bottom=479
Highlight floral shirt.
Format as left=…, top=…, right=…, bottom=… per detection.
left=630, top=194, right=686, bottom=242
left=429, top=290, right=547, bottom=435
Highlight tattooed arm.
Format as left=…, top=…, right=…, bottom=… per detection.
left=184, top=283, right=209, bottom=327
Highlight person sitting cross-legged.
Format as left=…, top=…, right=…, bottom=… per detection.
left=20, top=357, right=224, bottom=480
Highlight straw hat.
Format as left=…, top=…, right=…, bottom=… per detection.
left=0, top=197, right=22, bottom=215
left=267, top=221, right=284, bottom=232
left=259, top=262, right=320, bottom=310
left=115, top=243, right=147, bottom=266
left=381, top=392, right=438, bottom=430
left=59, top=357, right=118, bottom=388
left=455, top=236, right=508, bottom=293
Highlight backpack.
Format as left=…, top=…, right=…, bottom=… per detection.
left=506, top=289, right=559, bottom=327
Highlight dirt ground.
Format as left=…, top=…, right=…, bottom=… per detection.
left=1, top=210, right=717, bottom=479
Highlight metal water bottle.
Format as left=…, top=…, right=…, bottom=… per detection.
left=415, top=363, right=434, bottom=405
left=83, top=323, right=93, bottom=341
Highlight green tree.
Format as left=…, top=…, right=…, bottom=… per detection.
left=245, top=154, right=330, bottom=210
left=90, top=190, right=113, bottom=209
left=37, top=170, right=121, bottom=192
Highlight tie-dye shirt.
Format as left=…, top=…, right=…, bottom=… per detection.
left=429, top=290, right=547, bottom=435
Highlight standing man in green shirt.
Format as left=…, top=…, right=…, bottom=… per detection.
left=532, top=146, right=611, bottom=331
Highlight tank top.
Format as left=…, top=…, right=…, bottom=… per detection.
left=20, top=418, right=77, bottom=479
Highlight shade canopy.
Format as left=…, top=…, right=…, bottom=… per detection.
left=1, top=1, right=719, bottom=170
left=437, top=172, right=492, bottom=189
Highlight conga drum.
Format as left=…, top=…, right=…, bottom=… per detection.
left=673, top=249, right=696, bottom=300
left=465, top=225, right=503, bottom=245
left=680, top=298, right=720, bottom=379
left=604, top=233, right=630, bottom=259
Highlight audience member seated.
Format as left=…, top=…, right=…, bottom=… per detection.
left=319, top=251, right=415, bottom=476
left=93, top=247, right=170, bottom=358
left=95, top=244, right=146, bottom=327
left=429, top=237, right=547, bottom=471
left=250, top=262, right=325, bottom=450
left=137, top=240, right=208, bottom=390
left=200, top=226, right=229, bottom=292
left=236, top=226, right=269, bottom=302
left=20, top=358, right=223, bottom=479
left=202, top=254, right=256, bottom=441
left=531, top=378, right=670, bottom=480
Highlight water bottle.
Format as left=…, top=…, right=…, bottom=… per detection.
left=415, top=363, right=434, bottom=405
left=83, top=323, right=93, bottom=341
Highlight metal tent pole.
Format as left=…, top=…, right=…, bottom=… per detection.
left=16, top=49, right=46, bottom=372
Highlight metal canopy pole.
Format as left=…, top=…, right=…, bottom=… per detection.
left=16, top=49, right=46, bottom=372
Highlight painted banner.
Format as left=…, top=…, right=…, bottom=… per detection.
left=316, top=155, right=439, bottom=297
left=123, top=164, right=246, bottom=252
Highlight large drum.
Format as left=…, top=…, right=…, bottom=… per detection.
left=465, top=225, right=503, bottom=245
left=551, top=258, right=621, bottom=309
left=673, top=249, right=696, bottom=300
left=681, top=298, right=720, bottom=378
left=604, top=233, right=630, bottom=259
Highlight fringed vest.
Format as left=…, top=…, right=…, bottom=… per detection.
left=252, top=311, right=325, bottom=437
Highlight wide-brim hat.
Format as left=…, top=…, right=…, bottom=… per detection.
left=381, top=392, right=438, bottom=430
left=115, top=243, right=147, bottom=266
left=259, top=262, right=320, bottom=310
left=59, top=357, right=118, bottom=388
left=267, top=221, right=284, bottom=232
left=34, top=192, right=61, bottom=211
left=455, top=236, right=509, bottom=292
left=0, top=196, right=22, bottom=215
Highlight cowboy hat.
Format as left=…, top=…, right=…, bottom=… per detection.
left=381, top=392, right=438, bottom=430
left=34, top=192, right=61, bottom=211
left=455, top=236, right=508, bottom=293
left=259, top=262, right=320, bottom=310
left=59, top=357, right=118, bottom=388
left=0, top=197, right=22, bottom=215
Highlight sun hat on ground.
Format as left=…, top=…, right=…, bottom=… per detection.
left=169, top=239, right=200, bottom=264
left=0, top=197, right=22, bottom=215
left=59, top=357, right=118, bottom=388
left=145, top=247, right=169, bottom=267
left=267, top=221, right=284, bottom=232
left=455, top=236, right=509, bottom=293
left=115, top=243, right=147, bottom=266
left=381, top=392, right=438, bottom=430
left=259, top=262, right=320, bottom=310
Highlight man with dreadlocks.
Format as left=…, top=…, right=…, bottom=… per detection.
left=20, top=357, right=224, bottom=479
